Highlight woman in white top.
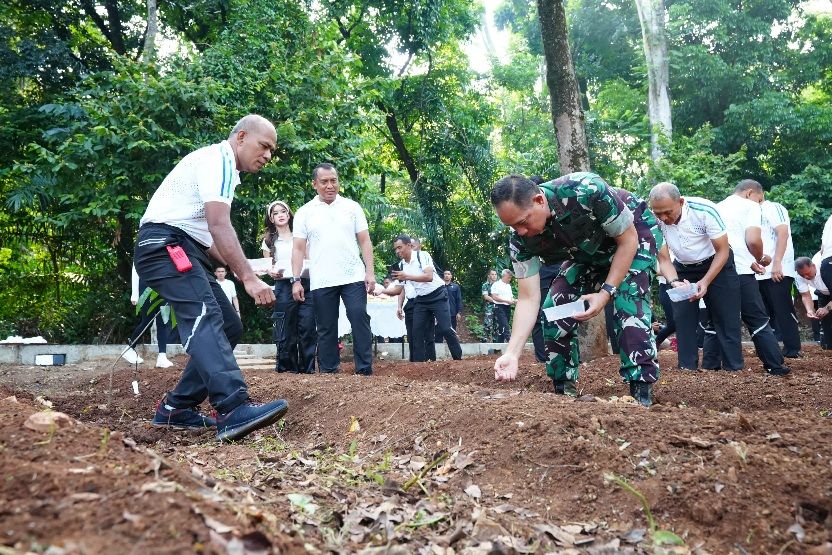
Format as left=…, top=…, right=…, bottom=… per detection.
left=262, top=201, right=317, bottom=373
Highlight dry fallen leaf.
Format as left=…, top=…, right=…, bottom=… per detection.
left=24, top=411, right=74, bottom=432
left=465, top=484, right=482, bottom=499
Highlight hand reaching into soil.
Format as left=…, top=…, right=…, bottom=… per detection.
left=494, top=353, right=519, bottom=382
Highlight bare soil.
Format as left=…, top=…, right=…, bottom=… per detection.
left=2, top=346, right=832, bottom=554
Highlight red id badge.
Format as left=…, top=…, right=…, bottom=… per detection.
left=166, top=245, right=193, bottom=272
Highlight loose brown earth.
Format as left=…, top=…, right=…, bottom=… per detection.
left=2, top=346, right=832, bottom=554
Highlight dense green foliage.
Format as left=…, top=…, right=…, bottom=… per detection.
left=1, top=0, right=830, bottom=342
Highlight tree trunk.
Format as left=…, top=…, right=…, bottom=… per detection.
left=537, top=0, right=608, bottom=361
left=142, top=0, right=159, bottom=63
left=635, top=0, right=672, bottom=161
left=536, top=0, right=589, bottom=175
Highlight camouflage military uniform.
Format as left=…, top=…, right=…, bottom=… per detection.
left=481, top=281, right=497, bottom=342
left=510, top=172, right=663, bottom=386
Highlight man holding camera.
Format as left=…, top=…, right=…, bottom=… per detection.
left=377, top=235, right=462, bottom=361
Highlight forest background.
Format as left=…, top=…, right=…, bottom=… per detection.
left=1, top=0, right=831, bottom=344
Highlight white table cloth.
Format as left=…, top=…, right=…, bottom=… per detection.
left=337, top=297, right=406, bottom=338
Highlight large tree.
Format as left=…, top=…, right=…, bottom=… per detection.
left=634, top=0, right=672, bottom=160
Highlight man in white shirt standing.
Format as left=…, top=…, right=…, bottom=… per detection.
left=378, top=235, right=462, bottom=361
left=291, top=163, right=376, bottom=375
left=716, top=180, right=790, bottom=375
left=795, top=254, right=832, bottom=349
left=755, top=194, right=801, bottom=358
left=135, top=114, right=288, bottom=442
left=650, top=182, right=743, bottom=371
left=214, top=266, right=240, bottom=317
left=490, top=269, right=517, bottom=342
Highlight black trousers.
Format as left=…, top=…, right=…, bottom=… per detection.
left=314, top=281, right=373, bottom=375
left=531, top=265, right=560, bottom=362
left=819, top=256, right=832, bottom=349
left=493, top=304, right=511, bottom=342
left=404, top=299, right=435, bottom=361
left=134, top=223, right=246, bottom=414
left=413, top=288, right=462, bottom=361
left=273, top=279, right=317, bottom=373
left=672, top=255, right=743, bottom=370
left=655, top=282, right=677, bottom=345
left=758, top=277, right=801, bottom=357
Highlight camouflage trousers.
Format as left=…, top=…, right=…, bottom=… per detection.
left=482, top=303, right=497, bottom=342
left=542, top=253, right=660, bottom=385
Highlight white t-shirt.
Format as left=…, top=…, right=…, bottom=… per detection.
left=490, top=279, right=514, bottom=305
left=141, top=141, right=239, bottom=247
left=716, top=194, right=763, bottom=276
left=217, top=279, right=237, bottom=302
left=261, top=236, right=293, bottom=262
left=796, top=252, right=830, bottom=295
left=821, top=214, right=832, bottom=259
left=293, top=194, right=369, bottom=291
left=657, top=196, right=726, bottom=264
left=758, top=200, right=796, bottom=280
left=393, top=250, right=444, bottom=298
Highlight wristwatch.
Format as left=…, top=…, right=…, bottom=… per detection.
left=289, top=276, right=302, bottom=284
left=600, top=283, right=618, bottom=298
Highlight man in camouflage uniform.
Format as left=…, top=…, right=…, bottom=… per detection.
left=481, top=269, right=498, bottom=341
left=490, top=173, right=663, bottom=406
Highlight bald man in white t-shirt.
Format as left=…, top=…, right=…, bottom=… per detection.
left=135, top=114, right=288, bottom=442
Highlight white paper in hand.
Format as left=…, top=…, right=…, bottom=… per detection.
left=543, top=300, right=587, bottom=322
left=248, top=257, right=274, bottom=274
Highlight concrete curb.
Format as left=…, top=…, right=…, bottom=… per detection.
left=0, top=342, right=535, bottom=365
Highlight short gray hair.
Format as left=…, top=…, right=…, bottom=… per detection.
left=501, top=269, right=513, bottom=277
left=649, top=182, right=681, bottom=202
left=229, top=114, right=274, bottom=139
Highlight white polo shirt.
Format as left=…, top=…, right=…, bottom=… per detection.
left=393, top=250, right=444, bottom=297
left=293, top=194, right=369, bottom=291
left=717, top=194, right=763, bottom=276
left=796, top=252, right=830, bottom=295
left=141, top=141, right=239, bottom=247
left=821, top=214, right=832, bottom=259
left=217, top=278, right=237, bottom=302
left=657, top=196, right=726, bottom=264
left=490, top=279, right=514, bottom=305
left=758, top=200, right=796, bottom=280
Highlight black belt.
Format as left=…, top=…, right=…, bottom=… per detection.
left=675, top=254, right=715, bottom=268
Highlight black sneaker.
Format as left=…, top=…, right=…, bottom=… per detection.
left=216, top=400, right=288, bottom=442
left=783, top=352, right=803, bottom=359
left=766, top=366, right=791, bottom=376
left=152, top=401, right=216, bottom=429
left=553, top=379, right=577, bottom=397
left=629, top=382, right=653, bottom=407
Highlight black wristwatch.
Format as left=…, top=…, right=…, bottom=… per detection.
left=289, top=276, right=302, bottom=284
left=600, top=283, right=618, bottom=298
left=670, top=278, right=683, bottom=285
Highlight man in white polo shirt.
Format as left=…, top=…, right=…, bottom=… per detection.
left=796, top=254, right=832, bottom=349
left=754, top=194, right=801, bottom=358
left=716, top=179, right=790, bottom=375
left=378, top=235, right=462, bottom=361
left=135, top=114, right=288, bottom=442
left=291, top=163, right=376, bottom=375
left=650, top=182, right=743, bottom=371
left=490, top=269, right=516, bottom=342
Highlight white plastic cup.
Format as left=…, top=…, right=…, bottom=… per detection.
left=543, top=299, right=587, bottom=322
left=666, top=282, right=698, bottom=302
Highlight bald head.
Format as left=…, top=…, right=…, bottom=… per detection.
left=228, top=114, right=277, bottom=173
left=229, top=114, right=275, bottom=140
left=649, top=182, right=681, bottom=203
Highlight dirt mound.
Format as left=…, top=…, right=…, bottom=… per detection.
left=2, top=346, right=832, bottom=553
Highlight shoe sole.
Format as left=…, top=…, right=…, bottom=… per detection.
left=150, top=421, right=215, bottom=430
left=216, top=401, right=289, bottom=443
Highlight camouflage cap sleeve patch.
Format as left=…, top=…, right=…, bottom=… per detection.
left=602, top=205, right=634, bottom=237
left=512, top=256, right=541, bottom=279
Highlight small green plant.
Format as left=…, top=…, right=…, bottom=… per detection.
left=99, top=428, right=111, bottom=455
left=604, top=473, right=685, bottom=553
